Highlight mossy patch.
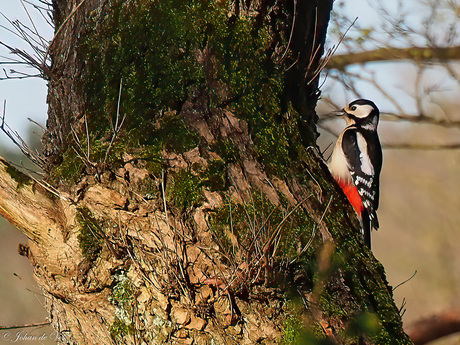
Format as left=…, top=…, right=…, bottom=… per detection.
left=109, top=275, right=135, bottom=340
left=4, top=162, right=31, bottom=189
left=50, top=146, right=85, bottom=184
left=208, top=191, right=317, bottom=265
left=148, top=111, right=200, bottom=153
left=347, top=312, right=381, bottom=338
left=281, top=298, right=332, bottom=345
left=140, top=145, right=165, bottom=177
left=210, top=139, right=239, bottom=164
left=201, top=159, right=228, bottom=191
left=166, top=169, right=205, bottom=210
left=110, top=317, right=133, bottom=340
left=161, top=159, right=227, bottom=211
left=80, top=0, right=211, bottom=140
left=71, top=0, right=298, bottom=183
left=76, top=207, right=103, bottom=261
left=281, top=298, right=306, bottom=345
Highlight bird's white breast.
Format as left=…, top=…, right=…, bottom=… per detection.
left=328, top=133, right=352, bottom=183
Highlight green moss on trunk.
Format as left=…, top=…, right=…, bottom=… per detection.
left=43, top=0, right=412, bottom=342
left=4, top=161, right=32, bottom=189
left=76, top=207, right=103, bottom=261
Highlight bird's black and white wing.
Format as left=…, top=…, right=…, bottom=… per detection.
left=341, top=127, right=380, bottom=230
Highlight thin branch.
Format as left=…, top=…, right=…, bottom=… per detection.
left=0, top=321, right=51, bottom=330
left=339, top=69, right=407, bottom=116
left=307, top=17, right=358, bottom=84
left=305, top=6, right=318, bottom=75
left=19, top=0, right=48, bottom=49
left=289, top=196, right=333, bottom=265
left=103, top=78, right=126, bottom=167
left=393, top=270, right=417, bottom=291
left=28, top=117, right=46, bottom=132
left=381, top=112, right=460, bottom=128
left=383, top=142, right=460, bottom=150
left=407, top=309, right=460, bottom=345
left=319, top=108, right=460, bottom=129
left=43, top=0, right=88, bottom=65
left=161, top=170, right=169, bottom=227
left=0, top=1, right=52, bottom=79
left=0, top=102, right=46, bottom=168
left=22, top=0, right=52, bottom=12
left=326, top=45, right=460, bottom=71
left=279, top=0, right=297, bottom=62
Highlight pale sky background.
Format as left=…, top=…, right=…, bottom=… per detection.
left=0, top=1, right=51, bottom=153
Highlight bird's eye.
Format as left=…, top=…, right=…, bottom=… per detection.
left=350, top=105, right=357, bottom=111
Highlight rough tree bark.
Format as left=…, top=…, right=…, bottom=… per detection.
left=0, top=0, right=413, bottom=344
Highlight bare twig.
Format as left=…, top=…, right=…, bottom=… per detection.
left=307, top=17, right=358, bottom=84
left=393, top=270, right=417, bottom=291
left=161, top=170, right=169, bottom=227
left=289, top=196, right=333, bottom=264
left=319, top=107, right=460, bottom=129
left=279, top=0, right=297, bottom=62
left=305, top=7, right=318, bottom=76
left=383, top=142, right=460, bottom=150
left=0, top=1, right=52, bottom=79
left=103, top=78, right=126, bottom=167
left=19, top=0, right=47, bottom=49
left=0, top=102, right=46, bottom=168
left=43, top=0, right=88, bottom=66
left=263, top=194, right=313, bottom=254
left=381, top=112, right=460, bottom=129
left=0, top=321, right=51, bottom=330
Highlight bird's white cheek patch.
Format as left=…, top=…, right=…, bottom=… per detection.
left=356, top=133, right=374, bottom=175
left=353, top=104, right=374, bottom=118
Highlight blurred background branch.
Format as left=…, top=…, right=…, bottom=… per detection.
left=328, top=46, right=460, bottom=70
left=407, top=309, right=460, bottom=345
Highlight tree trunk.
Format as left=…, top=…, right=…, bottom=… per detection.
left=1, top=0, right=412, bottom=343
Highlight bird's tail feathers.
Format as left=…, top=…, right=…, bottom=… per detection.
left=369, top=210, right=379, bottom=231
left=361, top=210, right=371, bottom=249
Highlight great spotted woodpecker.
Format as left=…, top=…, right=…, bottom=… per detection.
left=328, top=99, right=383, bottom=248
